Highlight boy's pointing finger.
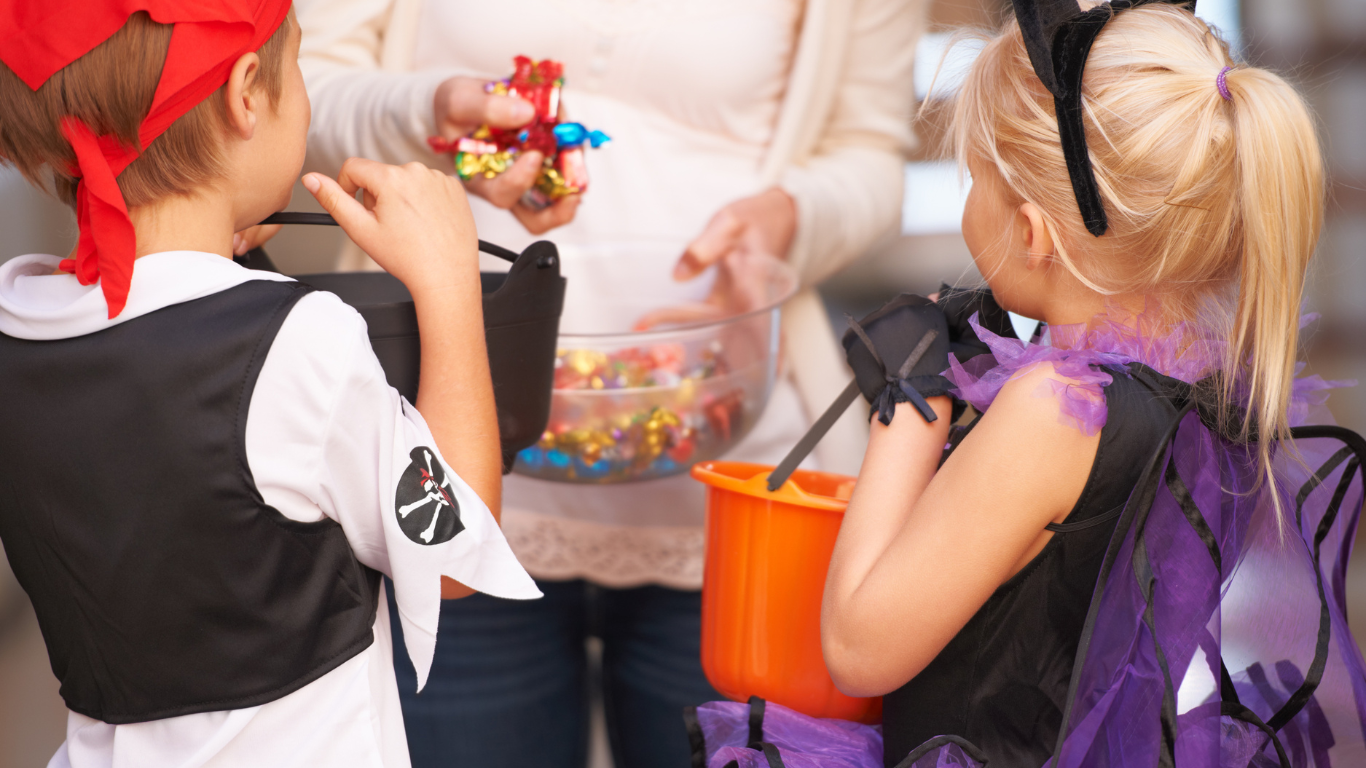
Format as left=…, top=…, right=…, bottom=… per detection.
left=335, top=156, right=392, bottom=198
left=303, top=173, right=377, bottom=245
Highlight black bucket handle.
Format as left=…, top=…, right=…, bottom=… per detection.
left=256, top=211, right=534, bottom=265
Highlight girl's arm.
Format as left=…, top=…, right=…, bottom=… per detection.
left=821, top=364, right=1101, bottom=696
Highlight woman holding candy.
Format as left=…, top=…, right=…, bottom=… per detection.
left=293, top=1, right=923, bottom=766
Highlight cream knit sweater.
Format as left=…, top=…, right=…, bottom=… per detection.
left=296, top=0, right=924, bottom=477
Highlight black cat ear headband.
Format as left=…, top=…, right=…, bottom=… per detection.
left=1009, top=0, right=1197, bottom=236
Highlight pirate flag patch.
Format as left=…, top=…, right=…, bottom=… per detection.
left=394, top=447, right=465, bottom=545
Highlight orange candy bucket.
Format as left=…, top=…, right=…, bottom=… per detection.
left=690, top=461, right=881, bottom=724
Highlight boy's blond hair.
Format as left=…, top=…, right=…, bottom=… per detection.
left=955, top=5, right=1324, bottom=487
left=0, top=10, right=292, bottom=210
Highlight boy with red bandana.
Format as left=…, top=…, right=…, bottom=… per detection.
left=0, top=3, right=538, bottom=766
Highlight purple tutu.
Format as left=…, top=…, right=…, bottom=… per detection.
left=686, top=696, right=987, bottom=768
left=687, top=698, right=882, bottom=768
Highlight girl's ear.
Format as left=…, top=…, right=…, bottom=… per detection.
left=1016, top=201, right=1056, bottom=271
left=223, top=52, right=262, bottom=141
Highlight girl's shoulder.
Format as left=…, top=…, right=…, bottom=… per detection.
left=947, top=322, right=1130, bottom=437
left=988, top=360, right=1104, bottom=425
left=946, top=306, right=1226, bottom=436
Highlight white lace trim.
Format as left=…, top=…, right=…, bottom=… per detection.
left=500, top=507, right=705, bottom=590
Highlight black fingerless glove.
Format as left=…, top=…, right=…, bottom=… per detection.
left=841, top=294, right=952, bottom=426
left=936, top=283, right=1021, bottom=363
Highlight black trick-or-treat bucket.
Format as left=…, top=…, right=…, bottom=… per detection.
left=244, top=212, right=565, bottom=472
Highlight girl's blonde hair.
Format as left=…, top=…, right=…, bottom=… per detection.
left=955, top=4, right=1324, bottom=486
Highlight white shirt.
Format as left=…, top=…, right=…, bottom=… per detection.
left=0, top=251, right=541, bottom=768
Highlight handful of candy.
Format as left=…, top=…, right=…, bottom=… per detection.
left=515, top=343, right=749, bottom=483
left=428, top=56, right=610, bottom=209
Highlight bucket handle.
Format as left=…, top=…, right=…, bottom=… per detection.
left=257, top=211, right=526, bottom=264
left=741, top=469, right=823, bottom=504
left=692, top=462, right=847, bottom=510
left=765, top=328, right=939, bottom=492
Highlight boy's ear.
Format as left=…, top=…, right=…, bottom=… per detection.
left=1016, top=201, right=1056, bottom=271
left=223, top=52, right=262, bottom=140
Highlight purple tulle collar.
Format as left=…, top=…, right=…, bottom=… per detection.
left=944, top=307, right=1345, bottom=435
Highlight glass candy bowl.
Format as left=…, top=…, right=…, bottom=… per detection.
left=512, top=242, right=797, bottom=484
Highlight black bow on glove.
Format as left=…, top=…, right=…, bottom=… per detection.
left=842, top=295, right=953, bottom=426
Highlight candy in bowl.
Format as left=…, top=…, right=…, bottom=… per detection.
left=511, top=242, right=797, bottom=484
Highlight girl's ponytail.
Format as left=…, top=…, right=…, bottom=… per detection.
left=1221, top=66, right=1324, bottom=479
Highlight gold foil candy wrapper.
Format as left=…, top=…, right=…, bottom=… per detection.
left=455, top=149, right=514, bottom=180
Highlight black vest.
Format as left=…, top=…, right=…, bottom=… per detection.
left=0, top=280, right=381, bottom=724
left=882, top=364, right=1181, bottom=767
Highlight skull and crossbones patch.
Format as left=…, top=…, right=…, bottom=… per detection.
left=394, top=447, right=465, bottom=545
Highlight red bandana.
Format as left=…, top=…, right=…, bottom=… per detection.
left=0, top=0, right=292, bottom=318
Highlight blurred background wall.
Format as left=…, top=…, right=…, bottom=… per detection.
left=2, top=0, right=1364, bottom=765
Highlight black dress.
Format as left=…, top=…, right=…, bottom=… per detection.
left=881, top=364, right=1183, bottom=767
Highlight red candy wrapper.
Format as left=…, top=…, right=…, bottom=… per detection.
left=428, top=56, right=609, bottom=209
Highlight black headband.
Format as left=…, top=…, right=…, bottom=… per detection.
left=1010, top=0, right=1195, bottom=236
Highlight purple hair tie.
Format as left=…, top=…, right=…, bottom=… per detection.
left=1216, top=66, right=1233, bottom=101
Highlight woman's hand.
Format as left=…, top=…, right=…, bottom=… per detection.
left=631, top=189, right=797, bottom=363
left=634, top=249, right=778, bottom=330
left=433, top=75, right=580, bottom=235
left=634, top=187, right=796, bottom=330
left=673, top=187, right=797, bottom=281
left=434, top=75, right=535, bottom=144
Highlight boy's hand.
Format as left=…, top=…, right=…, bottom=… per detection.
left=302, top=159, right=478, bottom=294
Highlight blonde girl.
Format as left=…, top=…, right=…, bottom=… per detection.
left=817, top=4, right=1365, bottom=767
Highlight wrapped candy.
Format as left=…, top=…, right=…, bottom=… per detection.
left=428, top=56, right=609, bottom=209
left=516, top=343, right=746, bottom=483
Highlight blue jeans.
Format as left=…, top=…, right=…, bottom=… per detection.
left=387, top=579, right=722, bottom=768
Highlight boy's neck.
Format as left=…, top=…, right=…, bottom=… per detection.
left=126, top=188, right=237, bottom=261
